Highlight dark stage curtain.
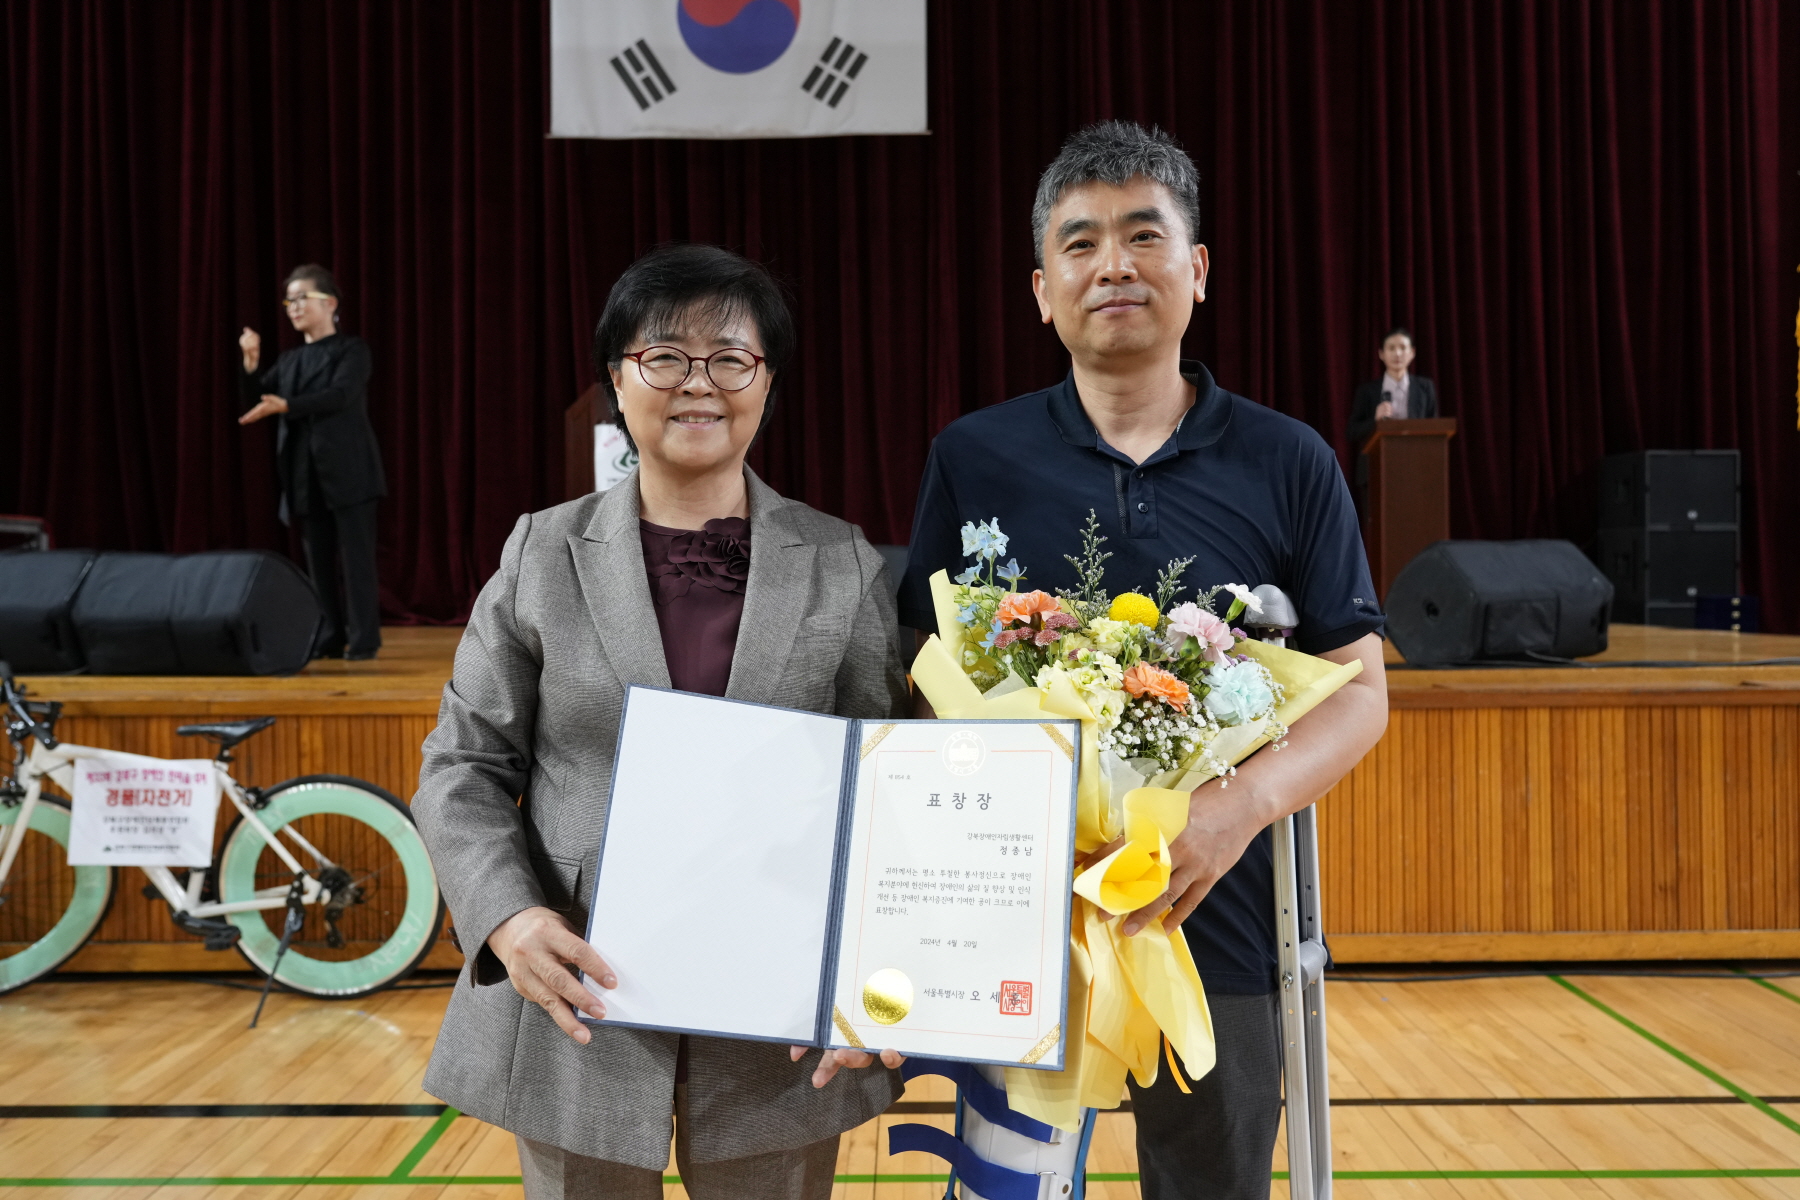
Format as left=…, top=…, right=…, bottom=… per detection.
left=2, top=1, right=1796, bottom=629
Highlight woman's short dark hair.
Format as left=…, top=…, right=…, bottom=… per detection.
left=592, top=244, right=795, bottom=447
left=284, top=263, right=342, bottom=299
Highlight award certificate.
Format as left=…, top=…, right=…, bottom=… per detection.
left=582, top=686, right=1078, bottom=1070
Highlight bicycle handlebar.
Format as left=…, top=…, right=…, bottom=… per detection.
left=0, top=662, right=60, bottom=750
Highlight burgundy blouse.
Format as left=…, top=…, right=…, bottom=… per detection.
left=638, top=517, right=751, bottom=697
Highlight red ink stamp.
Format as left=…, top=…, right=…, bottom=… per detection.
left=999, top=981, right=1032, bottom=1015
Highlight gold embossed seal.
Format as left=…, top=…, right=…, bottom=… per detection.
left=861, top=968, right=913, bottom=1025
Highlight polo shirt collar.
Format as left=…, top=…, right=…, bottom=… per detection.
left=1046, top=359, right=1234, bottom=454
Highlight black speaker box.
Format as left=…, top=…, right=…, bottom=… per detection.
left=0, top=549, right=98, bottom=671
left=1596, top=450, right=1739, bottom=626
left=1593, top=528, right=1737, bottom=628
left=1387, top=540, right=1615, bottom=666
left=70, top=551, right=322, bottom=675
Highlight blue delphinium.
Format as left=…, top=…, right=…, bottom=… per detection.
left=1202, top=660, right=1276, bottom=725
left=960, top=518, right=1008, bottom=563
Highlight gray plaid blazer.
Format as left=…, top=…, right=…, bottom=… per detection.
left=411, top=469, right=909, bottom=1167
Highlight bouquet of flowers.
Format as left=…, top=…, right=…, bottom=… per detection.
left=946, top=511, right=1290, bottom=789
left=908, top=511, right=1365, bottom=1131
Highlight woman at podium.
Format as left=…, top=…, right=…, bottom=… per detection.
left=1348, top=326, right=1439, bottom=443
left=1348, top=327, right=1439, bottom=490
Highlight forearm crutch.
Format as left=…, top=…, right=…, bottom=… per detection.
left=1273, top=804, right=1332, bottom=1200
left=1250, top=583, right=1333, bottom=1200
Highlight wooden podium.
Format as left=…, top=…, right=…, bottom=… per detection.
left=1362, top=417, right=1456, bottom=600
left=564, top=383, right=603, bottom=501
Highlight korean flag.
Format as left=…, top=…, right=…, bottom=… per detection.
left=550, top=0, right=927, bottom=139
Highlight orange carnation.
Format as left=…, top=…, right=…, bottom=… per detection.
left=1123, top=662, right=1192, bottom=709
left=996, top=590, right=1062, bottom=627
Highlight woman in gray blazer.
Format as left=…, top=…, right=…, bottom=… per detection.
left=411, top=245, right=909, bottom=1199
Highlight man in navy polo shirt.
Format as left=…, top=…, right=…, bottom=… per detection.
left=898, top=121, right=1390, bottom=1200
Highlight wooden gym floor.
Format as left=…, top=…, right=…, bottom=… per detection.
left=9, top=967, right=1800, bottom=1197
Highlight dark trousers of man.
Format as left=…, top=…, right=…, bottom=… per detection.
left=1128, top=992, right=1283, bottom=1200
left=300, top=498, right=381, bottom=657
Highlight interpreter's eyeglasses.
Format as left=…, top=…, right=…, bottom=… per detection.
left=282, top=291, right=333, bottom=309
left=623, top=345, right=766, bottom=393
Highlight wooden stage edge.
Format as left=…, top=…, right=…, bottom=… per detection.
left=1330, top=930, right=1800, bottom=963
left=17, top=623, right=1800, bottom=972
left=59, top=940, right=466, bottom=973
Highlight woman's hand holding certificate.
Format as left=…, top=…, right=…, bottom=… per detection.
left=489, top=906, right=616, bottom=1044
left=789, top=1043, right=905, bottom=1089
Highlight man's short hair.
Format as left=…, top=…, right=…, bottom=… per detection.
left=1031, top=121, right=1201, bottom=268
left=591, top=243, right=796, bottom=447
left=283, top=263, right=341, bottom=300
left=1382, top=327, right=1413, bottom=346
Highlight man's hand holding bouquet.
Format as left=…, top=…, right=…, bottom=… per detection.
left=909, top=513, right=1364, bottom=1129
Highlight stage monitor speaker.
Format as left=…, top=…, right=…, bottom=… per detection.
left=71, top=551, right=322, bottom=675
left=1386, top=540, right=1614, bottom=666
left=0, top=549, right=98, bottom=672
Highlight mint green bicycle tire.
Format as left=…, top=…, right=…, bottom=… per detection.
left=0, top=796, right=117, bottom=995
left=218, top=775, right=443, bottom=998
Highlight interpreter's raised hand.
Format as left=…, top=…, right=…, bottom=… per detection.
left=488, top=905, right=617, bottom=1044
left=1122, top=779, right=1261, bottom=937
left=238, top=394, right=289, bottom=425
left=239, top=327, right=261, bottom=373
left=789, top=1044, right=905, bottom=1089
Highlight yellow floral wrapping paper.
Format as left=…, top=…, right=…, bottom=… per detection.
left=912, top=569, right=1363, bottom=1129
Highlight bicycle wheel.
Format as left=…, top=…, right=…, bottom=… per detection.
left=0, top=796, right=117, bottom=994
left=217, top=774, right=444, bottom=998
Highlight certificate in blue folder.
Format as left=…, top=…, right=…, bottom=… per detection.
left=582, top=685, right=1079, bottom=1070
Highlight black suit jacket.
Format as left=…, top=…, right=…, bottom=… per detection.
left=1348, top=375, right=1437, bottom=485
left=1348, top=375, right=1438, bottom=454
left=241, top=334, right=386, bottom=517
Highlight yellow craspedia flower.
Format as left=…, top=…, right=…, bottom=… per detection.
left=1108, top=592, right=1160, bottom=627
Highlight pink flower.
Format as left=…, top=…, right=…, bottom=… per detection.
left=1167, top=601, right=1234, bottom=664
left=995, top=594, right=1080, bottom=650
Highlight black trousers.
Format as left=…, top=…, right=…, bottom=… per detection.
left=1128, top=992, right=1283, bottom=1200
left=300, top=499, right=381, bottom=656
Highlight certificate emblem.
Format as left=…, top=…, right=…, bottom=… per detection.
left=862, top=968, right=913, bottom=1025
left=940, top=729, right=987, bottom=777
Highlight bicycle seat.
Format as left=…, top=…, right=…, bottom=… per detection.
left=175, top=717, right=276, bottom=751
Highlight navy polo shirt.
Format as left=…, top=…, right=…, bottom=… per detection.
left=898, top=361, right=1383, bottom=994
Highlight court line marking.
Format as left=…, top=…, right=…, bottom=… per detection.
left=16, top=1171, right=1800, bottom=1186
left=1737, top=967, right=1800, bottom=1009
left=1549, top=974, right=1800, bottom=1138
left=17, top=1095, right=1800, bottom=1119
left=388, top=1106, right=460, bottom=1179
left=14, top=972, right=1800, bottom=1187
left=0, top=1104, right=451, bottom=1118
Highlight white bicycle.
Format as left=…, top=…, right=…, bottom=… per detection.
left=0, top=664, right=445, bottom=1001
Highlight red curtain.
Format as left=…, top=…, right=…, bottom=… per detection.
left=2, top=1, right=1796, bottom=629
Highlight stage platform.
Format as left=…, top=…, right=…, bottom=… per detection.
left=1345, top=625, right=1800, bottom=962
left=14, top=624, right=1800, bottom=970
